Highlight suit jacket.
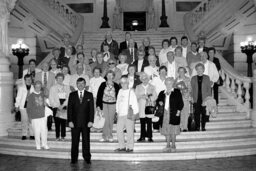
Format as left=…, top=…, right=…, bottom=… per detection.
left=119, top=41, right=138, bottom=54
left=156, top=89, right=184, bottom=125
left=197, top=46, right=209, bottom=53
left=191, top=75, right=212, bottom=103
left=122, top=48, right=138, bottom=64
left=212, top=57, right=221, bottom=71
left=133, top=59, right=149, bottom=73
left=15, top=85, right=35, bottom=109
left=35, top=71, right=55, bottom=90
left=67, top=90, right=94, bottom=128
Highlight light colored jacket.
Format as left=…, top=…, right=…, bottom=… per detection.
left=35, top=71, right=55, bottom=90
left=49, top=84, right=71, bottom=108
left=135, top=83, right=157, bottom=118
left=15, top=85, right=35, bottom=109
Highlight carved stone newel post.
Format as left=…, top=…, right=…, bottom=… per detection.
left=0, top=0, right=16, bottom=136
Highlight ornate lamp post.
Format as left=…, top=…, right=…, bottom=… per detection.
left=11, top=39, right=29, bottom=79
left=159, top=0, right=169, bottom=27
left=240, top=37, right=256, bottom=77
left=100, top=0, right=110, bottom=28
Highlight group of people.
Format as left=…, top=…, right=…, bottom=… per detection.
left=14, top=31, right=221, bottom=164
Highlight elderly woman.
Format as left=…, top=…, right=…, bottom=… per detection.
left=135, top=72, right=157, bottom=142
left=156, top=77, right=184, bottom=152
left=62, top=65, right=71, bottom=86
left=103, top=58, right=122, bottom=84
left=90, top=52, right=108, bottom=75
left=159, top=39, right=171, bottom=65
left=125, top=64, right=141, bottom=89
left=148, top=46, right=160, bottom=66
left=174, top=46, right=188, bottom=67
left=96, top=70, right=120, bottom=142
left=191, top=63, right=212, bottom=131
left=144, top=55, right=159, bottom=80
left=175, top=67, right=191, bottom=132
left=116, top=53, right=129, bottom=76
left=49, top=58, right=61, bottom=76
left=89, top=48, right=98, bottom=64
left=76, top=52, right=93, bottom=78
left=49, top=73, right=71, bottom=141
left=169, top=37, right=178, bottom=52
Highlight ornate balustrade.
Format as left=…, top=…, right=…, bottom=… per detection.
left=47, top=0, right=79, bottom=29
left=216, top=52, right=252, bottom=118
left=190, top=0, right=224, bottom=26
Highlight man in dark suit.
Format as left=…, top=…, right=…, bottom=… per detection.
left=197, top=38, right=208, bottom=53
left=122, top=39, right=138, bottom=64
left=119, top=32, right=138, bottom=53
left=133, top=48, right=149, bottom=73
left=68, top=78, right=94, bottom=165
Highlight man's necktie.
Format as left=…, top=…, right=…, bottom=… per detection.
left=79, top=92, right=83, bottom=103
left=43, top=72, right=47, bottom=87
left=131, top=49, right=134, bottom=62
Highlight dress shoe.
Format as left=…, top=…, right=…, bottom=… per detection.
left=70, top=160, right=78, bottom=165
left=108, top=138, right=114, bottom=142
left=30, top=136, right=35, bottom=140
left=114, top=148, right=126, bottom=152
left=21, top=136, right=27, bottom=140
left=202, top=128, right=206, bottom=131
left=126, top=148, right=133, bottom=152
left=137, top=138, right=145, bottom=142
left=183, top=129, right=187, bottom=132
left=85, top=159, right=91, bottom=164
left=42, top=146, right=50, bottom=150
left=148, top=138, right=154, bottom=142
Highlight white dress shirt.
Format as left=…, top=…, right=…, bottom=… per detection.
left=182, top=46, right=188, bottom=58
left=167, top=61, right=176, bottom=78
left=137, top=59, right=144, bottom=72
left=116, top=63, right=129, bottom=75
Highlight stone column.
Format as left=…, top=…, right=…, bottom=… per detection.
left=159, top=0, right=169, bottom=27
left=100, top=0, right=110, bottom=28
left=0, top=0, right=17, bottom=136
left=252, top=70, right=256, bottom=127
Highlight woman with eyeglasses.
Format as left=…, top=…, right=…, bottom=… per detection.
left=96, top=70, right=120, bottom=142
left=103, top=59, right=122, bottom=84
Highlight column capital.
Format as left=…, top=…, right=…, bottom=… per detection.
left=0, top=0, right=17, bottom=20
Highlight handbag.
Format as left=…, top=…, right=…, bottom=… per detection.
left=127, top=89, right=137, bottom=121
left=145, top=94, right=155, bottom=118
left=188, top=101, right=196, bottom=131
left=216, top=76, right=223, bottom=86
left=93, top=110, right=105, bottom=129
left=154, top=105, right=164, bottom=118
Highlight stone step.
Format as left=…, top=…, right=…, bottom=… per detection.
left=8, top=127, right=256, bottom=141
left=9, top=119, right=251, bottom=135
left=1, top=136, right=256, bottom=151
left=0, top=143, right=256, bottom=161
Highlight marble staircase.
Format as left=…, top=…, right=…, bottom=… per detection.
left=1, top=94, right=256, bottom=161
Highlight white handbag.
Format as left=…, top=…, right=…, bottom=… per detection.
left=93, top=110, right=105, bottom=129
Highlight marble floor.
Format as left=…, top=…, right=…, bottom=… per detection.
left=0, top=154, right=256, bottom=171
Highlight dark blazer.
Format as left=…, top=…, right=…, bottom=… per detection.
left=122, top=48, right=138, bottom=64
left=156, top=89, right=184, bottom=125
left=67, top=90, right=94, bottom=128
left=212, top=57, right=221, bottom=71
left=96, top=82, right=120, bottom=110
left=119, top=41, right=138, bottom=54
left=100, top=39, right=119, bottom=58
left=133, top=59, right=149, bottom=73
left=124, top=74, right=141, bottom=89
left=191, top=75, right=212, bottom=103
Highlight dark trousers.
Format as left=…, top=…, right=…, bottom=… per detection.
left=71, top=127, right=91, bottom=162
left=140, top=118, right=152, bottom=138
left=47, top=107, right=55, bottom=130
left=194, top=103, right=206, bottom=130
left=213, top=83, right=219, bottom=104
left=55, top=117, right=66, bottom=138
left=153, top=115, right=163, bottom=130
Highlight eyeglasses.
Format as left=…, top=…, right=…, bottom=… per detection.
left=109, top=63, right=115, bottom=65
